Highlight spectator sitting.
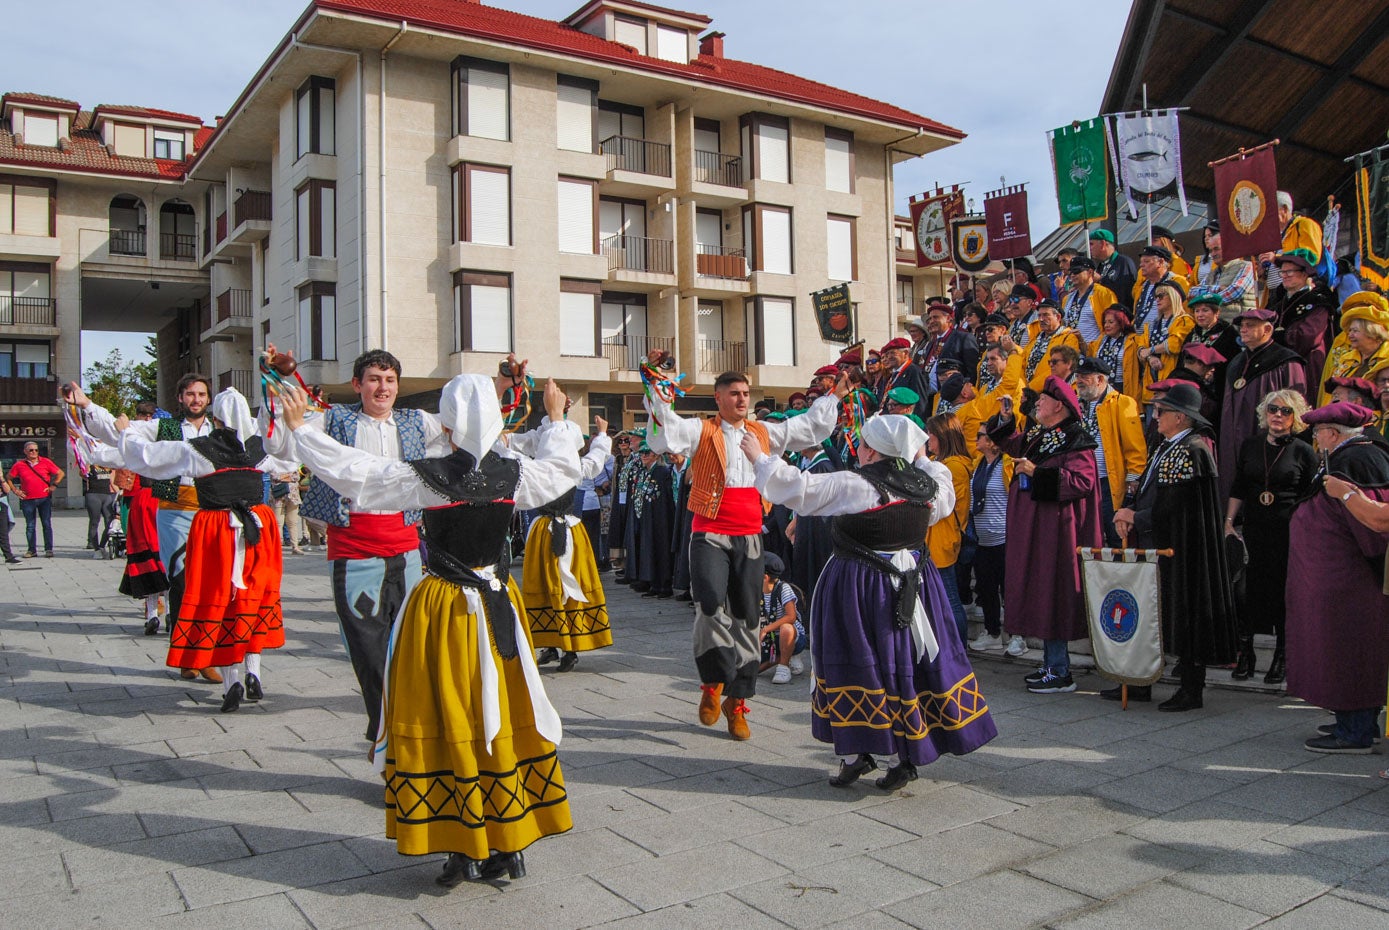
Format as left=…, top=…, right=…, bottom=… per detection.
left=759, top=553, right=805, bottom=684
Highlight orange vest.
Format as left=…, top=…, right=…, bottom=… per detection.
left=687, top=416, right=772, bottom=518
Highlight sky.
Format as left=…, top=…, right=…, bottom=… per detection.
left=4, top=0, right=1131, bottom=373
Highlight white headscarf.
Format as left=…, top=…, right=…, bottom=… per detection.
left=861, top=414, right=926, bottom=461
left=439, top=374, right=503, bottom=462
left=211, top=387, right=257, bottom=443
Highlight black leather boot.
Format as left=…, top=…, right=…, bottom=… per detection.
left=480, top=851, right=526, bottom=880
left=1264, top=638, right=1286, bottom=684
left=437, top=853, right=484, bottom=887
left=1231, top=637, right=1256, bottom=680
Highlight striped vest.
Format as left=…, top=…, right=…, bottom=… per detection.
left=299, top=404, right=428, bottom=527
left=686, top=417, right=771, bottom=519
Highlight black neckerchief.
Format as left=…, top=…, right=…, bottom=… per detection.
left=856, top=458, right=938, bottom=505
left=188, top=430, right=265, bottom=469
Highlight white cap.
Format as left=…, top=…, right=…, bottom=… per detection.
left=211, top=387, right=256, bottom=443
left=439, top=374, right=503, bottom=462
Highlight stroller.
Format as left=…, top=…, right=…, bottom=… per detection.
left=105, top=527, right=127, bottom=561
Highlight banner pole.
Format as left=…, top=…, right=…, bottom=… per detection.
left=1122, top=684, right=1129, bottom=711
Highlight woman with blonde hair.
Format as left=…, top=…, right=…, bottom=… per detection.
left=1224, top=389, right=1319, bottom=683
left=1319, top=293, right=1389, bottom=404
left=1136, top=283, right=1195, bottom=407
left=924, top=412, right=973, bottom=644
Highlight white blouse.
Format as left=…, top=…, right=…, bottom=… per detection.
left=118, top=431, right=299, bottom=481
left=752, top=453, right=955, bottom=522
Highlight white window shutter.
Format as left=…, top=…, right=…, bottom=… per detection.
left=559, top=292, right=596, bottom=356
left=757, top=122, right=789, bottom=183
left=656, top=25, right=687, bottom=62
left=321, top=294, right=337, bottom=359
left=557, top=180, right=594, bottom=254
left=762, top=298, right=795, bottom=366
left=470, top=284, right=512, bottom=352
left=296, top=188, right=311, bottom=258
left=467, top=68, right=509, bottom=140
left=24, top=115, right=58, bottom=148
left=762, top=209, right=792, bottom=274
left=697, top=303, right=723, bottom=341
left=317, top=86, right=335, bottom=155
left=825, top=134, right=852, bottom=192
left=469, top=169, right=510, bottom=246
left=827, top=216, right=853, bottom=281
left=615, top=18, right=647, bottom=53
left=13, top=186, right=48, bottom=236
left=556, top=82, right=593, bottom=152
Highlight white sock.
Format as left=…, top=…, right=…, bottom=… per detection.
left=244, top=652, right=261, bottom=680
left=145, top=595, right=160, bottom=621
left=220, top=665, right=241, bottom=694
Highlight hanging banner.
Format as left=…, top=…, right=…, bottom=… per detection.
left=812, top=283, right=854, bottom=345
left=1049, top=119, right=1110, bottom=226
left=951, top=215, right=990, bottom=273
left=909, top=188, right=964, bottom=268
left=1109, top=110, right=1188, bottom=219
left=1212, top=144, right=1281, bottom=259
left=1354, top=151, right=1389, bottom=290
left=1080, top=549, right=1165, bottom=686
left=983, top=186, right=1031, bottom=261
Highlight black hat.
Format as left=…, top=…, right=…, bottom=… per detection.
left=1067, top=256, right=1097, bottom=272
left=1152, top=382, right=1210, bottom=427
left=1151, top=225, right=1176, bottom=241
left=763, top=552, right=785, bottom=577
left=939, top=373, right=967, bottom=404
left=1009, top=284, right=1037, bottom=301
left=982, top=312, right=1010, bottom=329
left=937, top=357, right=965, bottom=376
left=1012, top=256, right=1035, bottom=274
left=1038, top=297, right=1059, bottom=310
left=1140, top=244, right=1173, bottom=262
left=1075, top=355, right=1111, bottom=377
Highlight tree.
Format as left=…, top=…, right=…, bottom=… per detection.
left=132, top=336, right=159, bottom=404
left=83, top=348, right=142, bottom=416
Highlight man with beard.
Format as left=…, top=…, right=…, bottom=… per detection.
left=265, top=347, right=451, bottom=742
left=1218, top=309, right=1309, bottom=502
left=1267, top=249, right=1336, bottom=382
left=1089, top=228, right=1136, bottom=306
left=83, top=373, right=222, bottom=683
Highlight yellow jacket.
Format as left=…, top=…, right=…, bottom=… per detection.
left=925, top=454, right=971, bottom=569
left=1138, top=313, right=1195, bottom=404
left=1024, top=325, right=1082, bottom=392
left=1088, top=332, right=1145, bottom=407
left=1283, top=215, right=1323, bottom=264
left=1067, top=283, right=1118, bottom=336
left=1087, top=389, right=1148, bottom=509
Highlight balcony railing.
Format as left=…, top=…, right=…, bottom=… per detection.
left=0, top=296, right=57, bottom=327
left=160, top=232, right=197, bottom=261
left=697, top=338, right=746, bottom=374
left=233, top=190, right=272, bottom=226
left=694, top=244, right=749, bottom=279
left=603, top=334, right=673, bottom=372
left=603, top=235, right=674, bottom=275
left=0, top=375, right=58, bottom=405
left=215, top=212, right=227, bottom=244
left=218, top=369, right=255, bottom=399
left=693, top=150, right=742, bottom=187
left=108, top=228, right=146, bottom=256
left=216, top=288, right=253, bottom=324
left=599, top=136, right=672, bottom=177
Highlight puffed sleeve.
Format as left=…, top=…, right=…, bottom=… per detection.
left=118, top=432, right=211, bottom=480
left=644, top=394, right=701, bottom=455
left=514, top=421, right=584, bottom=511
left=83, top=403, right=158, bottom=447
left=288, top=424, right=449, bottom=511
left=752, top=453, right=883, bottom=516
left=763, top=394, right=840, bottom=454
left=581, top=433, right=613, bottom=481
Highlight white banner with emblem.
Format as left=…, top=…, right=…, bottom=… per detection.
left=1079, top=548, right=1165, bottom=686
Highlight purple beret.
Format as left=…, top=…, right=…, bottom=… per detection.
left=1303, top=402, right=1376, bottom=429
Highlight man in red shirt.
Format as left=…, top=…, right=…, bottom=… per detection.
left=8, top=441, right=64, bottom=558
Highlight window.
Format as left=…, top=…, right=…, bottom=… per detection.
left=745, top=296, right=796, bottom=367
left=453, top=271, right=512, bottom=353
left=113, top=123, right=145, bottom=157
left=0, top=178, right=53, bottom=236
left=557, top=177, right=597, bottom=254
left=601, top=291, right=647, bottom=369
left=896, top=276, right=915, bottom=308
left=295, top=76, right=335, bottom=158
left=598, top=101, right=645, bottom=162
left=825, top=128, right=854, bottom=193
left=297, top=283, right=337, bottom=361
left=656, top=25, right=688, bottom=63
left=0, top=342, right=51, bottom=378
left=556, top=76, right=598, bottom=153
left=153, top=130, right=185, bottom=160
left=894, top=225, right=908, bottom=252
left=697, top=300, right=724, bottom=342
left=0, top=263, right=52, bottom=325
left=451, top=164, right=510, bottom=246
left=740, top=113, right=790, bottom=183
left=614, top=15, right=647, bottom=54
left=23, top=114, right=58, bottom=148
left=827, top=214, right=856, bottom=281
left=295, top=180, right=335, bottom=259
left=742, top=204, right=792, bottom=274
left=451, top=57, right=509, bottom=141
left=559, top=279, right=601, bottom=357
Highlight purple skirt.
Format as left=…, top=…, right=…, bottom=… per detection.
left=810, top=553, right=998, bottom=766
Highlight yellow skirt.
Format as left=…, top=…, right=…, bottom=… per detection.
left=522, top=517, right=612, bottom=653
left=382, top=574, right=572, bottom=858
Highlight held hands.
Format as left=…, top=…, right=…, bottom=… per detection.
left=542, top=379, right=566, bottom=422
left=740, top=430, right=766, bottom=465
left=112, top=414, right=131, bottom=433
left=279, top=384, right=310, bottom=431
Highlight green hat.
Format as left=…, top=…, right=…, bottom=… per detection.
left=885, top=386, right=920, bottom=406
left=1188, top=292, right=1224, bottom=307
left=637, top=441, right=653, bottom=453
left=1088, top=228, right=1116, bottom=244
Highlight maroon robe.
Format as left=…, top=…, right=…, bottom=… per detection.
left=988, top=415, right=1104, bottom=641
left=1218, top=341, right=1308, bottom=502
left=1286, top=437, right=1389, bottom=710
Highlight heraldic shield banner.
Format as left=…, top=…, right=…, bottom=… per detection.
left=1049, top=120, right=1109, bottom=226
left=951, top=216, right=990, bottom=273
left=1080, top=549, right=1165, bottom=686
left=908, top=189, right=963, bottom=268
left=1213, top=145, right=1281, bottom=259
left=1355, top=150, right=1389, bottom=290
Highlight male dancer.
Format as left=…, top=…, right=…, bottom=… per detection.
left=646, top=362, right=844, bottom=739
left=263, top=347, right=449, bottom=741
left=82, top=374, right=221, bottom=683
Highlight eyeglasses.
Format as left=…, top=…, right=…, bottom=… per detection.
left=1267, top=405, right=1295, bottom=416
left=1048, top=358, right=1067, bottom=366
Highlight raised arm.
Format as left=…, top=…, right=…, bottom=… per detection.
left=643, top=393, right=701, bottom=455
left=764, top=393, right=841, bottom=454
left=119, top=431, right=208, bottom=480
left=289, top=425, right=446, bottom=511
left=751, top=452, right=881, bottom=516
left=580, top=429, right=613, bottom=482
left=515, top=421, right=584, bottom=511
left=82, top=401, right=158, bottom=446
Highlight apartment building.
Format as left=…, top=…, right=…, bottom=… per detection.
left=187, top=0, right=963, bottom=424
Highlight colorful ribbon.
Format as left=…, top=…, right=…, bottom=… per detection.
left=259, top=357, right=331, bottom=437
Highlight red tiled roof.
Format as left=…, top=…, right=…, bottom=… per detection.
left=565, top=0, right=712, bottom=26
left=92, top=104, right=205, bottom=125
left=1, top=92, right=81, bottom=112
left=0, top=108, right=206, bottom=181
left=314, top=0, right=963, bottom=137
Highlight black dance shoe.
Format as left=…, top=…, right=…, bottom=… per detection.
left=220, top=683, right=244, bottom=713
left=244, top=673, right=263, bottom=702
left=480, top=851, right=526, bottom=880
left=1099, top=685, right=1150, bottom=702
left=536, top=648, right=560, bottom=666
left=875, top=761, right=918, bottom=791
left=1263, top=649, right=1286, bottom=685
left=1231, top=638, right=1256, bottom=680
left=1157, top=689, right=1203, bottom=712
left=437, top=853, right=484, bottom=887
left=557, top=651, right=579, bottom=673
left=144, top=617, right=160, bottom=636
left=828, top=753, right=876, bottom=787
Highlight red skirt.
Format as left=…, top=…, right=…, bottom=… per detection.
left=120, top=483, right=169, bottom=599
left=167, top=503, right=284, bottom=669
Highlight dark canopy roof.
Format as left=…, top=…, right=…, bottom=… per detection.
left=1102, top=0, right=1389, bottom=209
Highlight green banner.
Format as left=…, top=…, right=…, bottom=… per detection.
left=1050, top=120, right=1109, bottom=226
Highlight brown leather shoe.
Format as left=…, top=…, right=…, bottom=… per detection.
left=200, top=668, right=223, bottom=684
left=697, top=684, right=723, bottom=726
left=722, top=696, right=750, bottom=740
left=180, top=668, right=197, bottom=680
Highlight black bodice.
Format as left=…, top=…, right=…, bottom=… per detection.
left=192, top=468, right=266, bottom=545
left=832, top=500, right=934, bottom=552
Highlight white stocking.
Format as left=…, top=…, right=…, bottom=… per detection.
left=244, top=652, right=261, bottom=680
left=144, top=594, right=160, bottom=620
left=219, top=665, right=241, bottom=695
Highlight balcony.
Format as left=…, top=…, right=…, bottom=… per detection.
left=215, top=212, right=228, bottom=245
left=203, top=288, right=253, bottom=342
left=682, top=244, right=751, bottom=297
left=108, top=228, right=146, bottom=257
left=604, top=333, right=673, bottom=372
left=160, top=232, right=196, bottom=262
left=0, top=296, right=57, bottom=329
left=0, top=375, right=59, bottom=406
left=603, top=235, right=676, bottom=290
left=218, top=368, right=255, bottom=399
left=228, top=190, right=273, bottom=246
left=600, top=135, right=675, bottom=198
left=687, top=150, right=747, bottom=207
left=696, top=338, right=746, bottom=375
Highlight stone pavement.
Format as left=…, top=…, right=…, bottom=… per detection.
left=2, top=510, right=1388, bottom=929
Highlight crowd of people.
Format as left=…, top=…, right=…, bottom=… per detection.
left=12, top=190, right=1388, bottom=891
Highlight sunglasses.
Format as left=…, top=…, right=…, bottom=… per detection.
left=1267, top=405, right=1295, bottom=416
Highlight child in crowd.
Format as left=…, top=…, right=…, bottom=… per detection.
left=759, top=553, right=806, bottom=684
